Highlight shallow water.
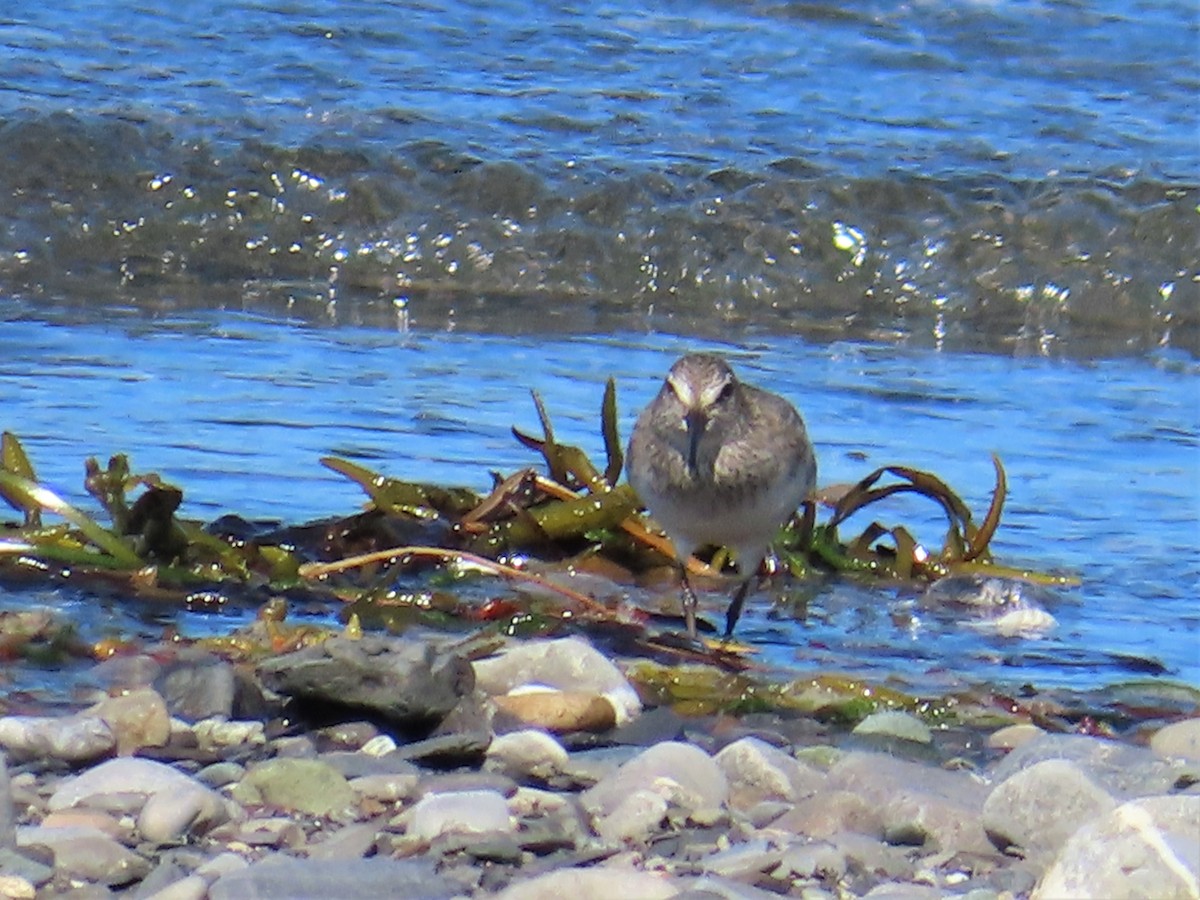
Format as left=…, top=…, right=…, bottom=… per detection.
left=2, top=304, right=1197, bottom=699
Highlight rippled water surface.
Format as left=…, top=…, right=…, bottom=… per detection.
left=2, top=305, right=1196, bottom=697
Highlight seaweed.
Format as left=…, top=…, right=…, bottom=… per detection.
left=0, top=379, right=1073, bottom=674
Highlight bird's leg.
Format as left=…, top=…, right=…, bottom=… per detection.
left=723, top=576, right=754, bottom=637
left=679, top=564, right=699, bottom=639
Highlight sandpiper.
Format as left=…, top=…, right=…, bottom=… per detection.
left=626, top=353, right=817, bottom=638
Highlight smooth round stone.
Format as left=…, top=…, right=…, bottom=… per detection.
left=472, top=636, right=642, bottom=725
left=485, top=729, right=570, bottom=780
left=195, top=761, right=246, bottom=789
left=139, top=785, right=230, bottom=844
left=193, top=718, right=266, bottom=750
left=49, top=757, right=224, bottom=816
left=852, top=711, right=933, bottom=745
left=986, top=723, right=1045, bottom=751
left=208, top=856, right=459, bottom=900
left=592, top=789, right=669, bottom=845
left=494, top=689, right=617, bottom=734
left=140, top=874, right=208, bottom=900
left=982, top=759, right=1117, bottom=869
left=1150, top=718, right=1200, bottom=761
left=406, top=789, right=514, bottom=841
left=17, top=824, right=151, bottom=886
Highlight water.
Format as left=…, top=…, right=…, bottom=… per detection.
left=2, top=305, right=1197, bottom=698
left=0, top=0, right=1196, bottom=353
left=0, top=0, right=1197, bottom=702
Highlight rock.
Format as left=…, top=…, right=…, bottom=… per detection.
left=773, top=839, right=847, bottom=880
left=0, top=753, right=13, bottom=850
left=256, top=635, right=472, bottom=730
left=485, top=729, right=571, bottom=781
left=986, top=723, right=1046, bottom=751
left=989, top=733, right=1190, bottom=797
left=232, top=758, right=356, bottom=817
left=852, top=711, right=933, bottom=745
left=193, top=718, right=266, bottom=750
left=491, top=866, right=679, bottom=899
left=592, top=788, right=669, bottom=844
left=582, top=742, right=728, bottom=827
left=494, top=689, right=617, bottom=733
left=141, top=874, right=208, bottom=900
left=1034, top=795, right=1200, bottom=899
left=48, top=757, right=231, bottom=841
left=16, top=824, right=151, bottom=886
left=1151, top=718, right=1200, bottom=761
left=0, top=874, right=35, bottom=899
left=982, top=758, right=1118, bottom=868
left=305, top=822, right=380, bottom=861
left=348, top=772, right=421, bottom=803
left=701, top=837, right=786, bottom=878
left=208, top=856, right=460, bottom=900
left=826, top=751, right=992, bottom=853
left=156, top=653, right=237, bottom=721
left=473, top=636, right=641, bottom=726
left=770, top=789, right=885, bottom=839
left=0, top=714, right=115, bottom=763
left=88, top=687, right=171, bottom=755
left=406, top=789, right=514, bottom=841
left=0, top=847, right=53, bottom=887
left=715, top=736, right=824, bottom=809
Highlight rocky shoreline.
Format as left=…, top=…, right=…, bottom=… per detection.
left=1, top=632, right=1197, bottom=899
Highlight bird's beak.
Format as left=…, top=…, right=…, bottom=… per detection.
left=684, top=408, right=706, bottom=474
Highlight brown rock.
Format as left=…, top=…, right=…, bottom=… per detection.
left=493, top=691, right=617, bottom=733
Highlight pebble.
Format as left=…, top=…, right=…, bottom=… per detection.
left=1151, top=717, right=1200, bottom=761
left=852, top=710, right=934, bottom=745
left=472, top=636, right=643, bottom=725
left=231, top=758, right=357, bottom=817
left=0, top=641, right=1194, bottom=900
left=0, top=714, right=115, bottom=763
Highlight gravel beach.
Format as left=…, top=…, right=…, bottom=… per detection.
left=1, top=633, right=1197, bottom=900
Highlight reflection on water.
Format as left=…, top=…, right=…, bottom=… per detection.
left=1, top=306, right=1196, bottom=697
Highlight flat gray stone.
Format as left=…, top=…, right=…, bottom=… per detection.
left=491, top=866, right=679, bottom=899
left=256, top=635, right=473, bottom=730
left=1034, top=795, right=1200, bottom=899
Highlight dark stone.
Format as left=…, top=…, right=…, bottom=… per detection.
left=255, top=636, right=474, bottom=732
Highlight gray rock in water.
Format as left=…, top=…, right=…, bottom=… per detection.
left=982, top=758, right=1118, bottom=869
left=208, top=856, right=460, bottom=900
left=1034, top=795, right=1200, bottom=899
left=256, top=635, right=474, bottom=730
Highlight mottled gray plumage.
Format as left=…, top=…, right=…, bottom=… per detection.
left=627, top=353, right=816, bottom=637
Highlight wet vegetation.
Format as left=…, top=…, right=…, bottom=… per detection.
left=6, top=383, right=1188, bottom=735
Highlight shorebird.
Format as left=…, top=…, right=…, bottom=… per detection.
left=626, top=353, right=817, bottom=638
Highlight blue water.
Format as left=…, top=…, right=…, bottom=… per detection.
left=3, top=0, right=1195, bottom=179
left=2, top=308, right=1196, bottom=694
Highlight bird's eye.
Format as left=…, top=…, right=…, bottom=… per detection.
left=715, top=379, right=735, bottom=403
